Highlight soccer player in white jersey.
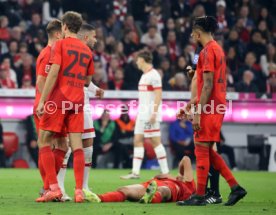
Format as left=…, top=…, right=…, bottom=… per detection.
left=121, top=51, right=169, bottom=179
left=57, top=24, right=104, bottom=201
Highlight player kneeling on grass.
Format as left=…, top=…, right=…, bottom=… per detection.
left=84, top=156, right=195, bottom=203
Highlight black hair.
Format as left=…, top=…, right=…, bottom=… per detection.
left=193, top=16, right=218, bottom=34
left=79, top=23, right=95, bottom=32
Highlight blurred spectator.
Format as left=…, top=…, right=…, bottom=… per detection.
left=141, top=25, right=163, bottom=51
left=123, top=53, right=142, bottom=90
left=215, top=0, right=231, bottom=35
left=169, top=118, right=194, bottom=165
left=42, top=0, right=64, bottom=24
left=166, top=30, right=180, bottom=62
left=169, top=72, right=189, bottom=91
left=224, top=29, right=245, bottom=60
left=226, top=67, right=235, bottom=92
left=247, top=30, right=266, bottom=62
left=219, top=132, right=237, bottom=170
left=102, top=13, right=121, bottom=40
left=260, top=43, right=276, bottom=77
left=130, top=0, right=152, bottom=23
left=153, top=44, right=168, bottom=67
left=226, top=47, right=240, bottom=79
left=192, top=4, right=206, bottom=18
left=93, top=110, right=117, bottom=168
left=1, top=58, right=17, bottom=87
left=239, top=5, right=254, bottom=32
left=26, top=13, right=45, bottom=40
left=108, top=68, right=126, bottom=90
left=257, top=20, right=271, bottom=43
left=22, top=75, right=34, bottom=89
left=123, top=15, right=141, bottom=44
left=171, top=0, right=191, bottom=19
left=175, top=55, right=188, bottom=75
left=0, top=16, right=10, bottom=41
left=149, top=4, right=164, bottom=33
left=107, top=56, right=120, bottom=81
left=16, top=54, right=36, bottom=88
left=114, top=104, right=135, bottom=168
left=156, top=68, right=170, bottom=91
left=122, top=29, right=141, bottom=57
left=0, top=40, right=18, bottom=68
left=21, top=0, right=41, bottom=21
left=0, top=67, right=16, bottom=89
left=267, top=72, right=276, bottom=93
left=235, top=70, right=258, bottom=93
left=258, top=7, right=274, bottom=31
left=113, top=0, right=127, bottom=22
left=24, top=115, right=38, bottom=166
left=10, top=26, right=23, bottom=43
left=92, top=61, right=108, bottom=90
left=0, top=120, right=5, bottom=167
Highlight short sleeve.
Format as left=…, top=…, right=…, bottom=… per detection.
left=87, top=57, right=94, bottom=76
left=37, top=58, right=49, bottom=77
left=202, top=47, right=215, bottom=73
left=151, top=72, right=162, bottom=89
left=49, top=40, right=62, bottom=65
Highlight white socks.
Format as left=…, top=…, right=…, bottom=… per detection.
left=132, top=147, right=144, bottom=175
left=57, top=148, right=72, bottom=192
left=83, top=146, right=93, bottom=190
left=154, top=144, right=169, bottom=174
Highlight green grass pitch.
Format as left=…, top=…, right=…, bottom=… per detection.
left=0, top=169, right=275, bottom=215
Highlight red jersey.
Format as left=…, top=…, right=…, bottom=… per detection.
left=48, top=37, right=94, bottom=108
left=34, top=45, right=51, bottom=109
left=196, top=40, right=226, bottom=113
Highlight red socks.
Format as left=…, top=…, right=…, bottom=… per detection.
left=73, top=149, right=85, bottom=190
left=195, top=144, right=210, bottom=196
left=53, top=149, right=66, bottom=174
left=38, top=151, right=49, bottom=190
left=40, top=146, right=58, bottom=187
left=99, top=191, right=126, bottom=202
left=151, top=192, right=163, bottom=203
left=209, top=148, right=238, bottom=188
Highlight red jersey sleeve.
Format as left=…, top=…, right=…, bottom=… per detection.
left=87, top=57, right=94, bottom=76
left=49, top=40, right=62, bottom=65
left=37, top=58, right=50, bottom=77
left=202, top=47, right=215, bottom=73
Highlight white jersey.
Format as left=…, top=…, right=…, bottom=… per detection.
left=137, top=68, right=162, bottom=122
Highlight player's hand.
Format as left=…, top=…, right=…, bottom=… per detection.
left=36, top=102, right=44, bottom=118
left=30, top=140, right=38, bottom=148
left=95, top=88, right=104, bottom=99
left=176, top=108, right=188, bottom=120
left=186, top=66, right=195, bottom=79
left=192, top=113, right=201, bottom=131
left=149, top=113, right=157, bottom=124
left=102, top=143, right=112, bottom=153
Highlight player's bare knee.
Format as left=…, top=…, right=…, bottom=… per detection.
left=83, top=138, right=93, bottom=148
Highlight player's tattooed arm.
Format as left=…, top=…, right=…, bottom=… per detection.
left=198, top=71, right=214, bottom=112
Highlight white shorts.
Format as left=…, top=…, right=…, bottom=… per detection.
left=134, top=120, right=161, bottom=138
left=82, top=89, right=96, bottom=140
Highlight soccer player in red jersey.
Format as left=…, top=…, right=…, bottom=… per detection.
left=33, top=19, right=69, bottom=201
left=36, top=11, right=94, bottom=203
left=177, top=16, right=247, bottom=206
left=84, top=156, right=195, bottom=203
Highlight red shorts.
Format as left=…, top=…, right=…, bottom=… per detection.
left=39, top=108, right=83, bottom=133
left=194, top=114, right=224, bottom=142
left=33, top=111, right=67, bottom=138
left=141, top=178, right=184, bottom=202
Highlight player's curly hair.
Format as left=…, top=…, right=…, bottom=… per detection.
left=193, top=16, right=218, bottom=34
left=61, top=11, right=83, bottom=34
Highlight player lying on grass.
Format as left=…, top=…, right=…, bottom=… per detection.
left=84, top=156, right=195, bottom=203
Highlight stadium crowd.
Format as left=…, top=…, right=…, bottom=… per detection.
left=0, top=0, right=275, bottom=93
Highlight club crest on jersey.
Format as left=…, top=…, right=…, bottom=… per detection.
left=45, top=64, right=51, bottom=73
